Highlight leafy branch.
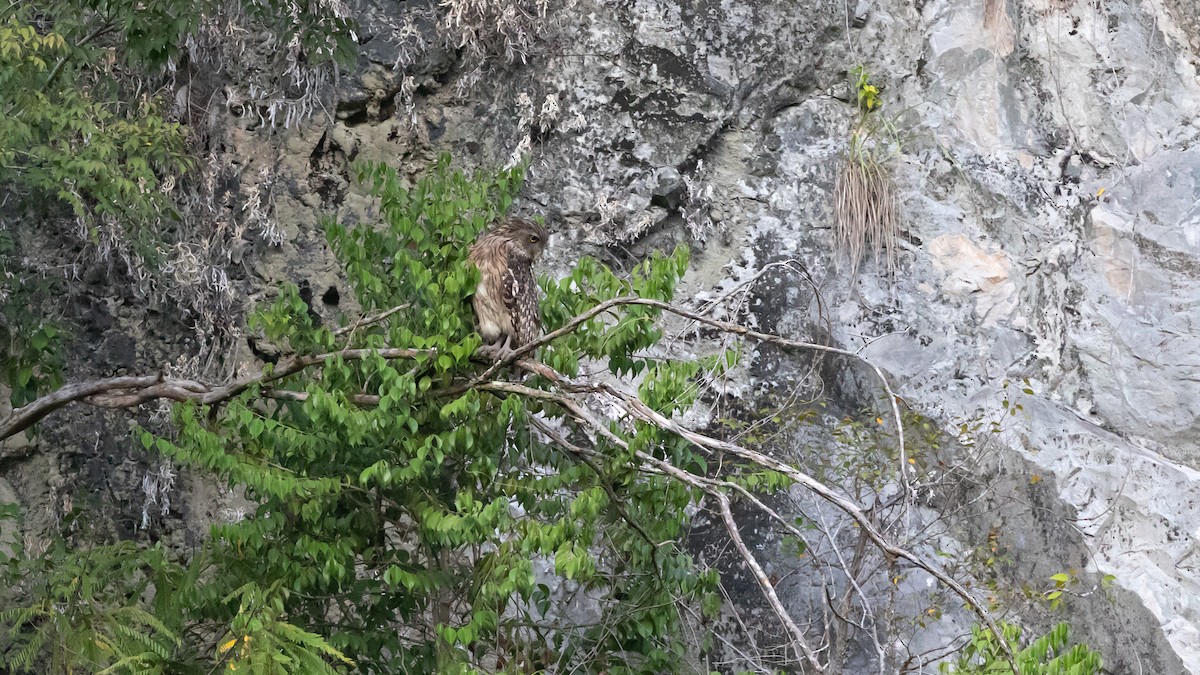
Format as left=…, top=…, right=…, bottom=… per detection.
left=0, top=296, right=1013, bottom=669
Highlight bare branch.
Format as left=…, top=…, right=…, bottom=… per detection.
left=332, top=303, right=412, bottom=342
left=482, top=364, right=1011, bottom=665
left=576, top=381, right=1010, bottom=664
left=0, top=347, right=432, bottom=440
left=471, top=294, right=910, bottom=502
left=631, top=298, right=911, bottom=499
left=711, top=488, right=825, bottom=670
left=480, top=379, right=826, bottom=672
left=483, top=295, right=911, bottom=496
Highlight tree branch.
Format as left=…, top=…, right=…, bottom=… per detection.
left=473, top=295, right=911, bottom=498
left=570, top=380, right=1011, bottom=665
left=481, top=365, right=1012, bottom=666
left=0, top=347, right=432, bottom=440
left=479, top=379, right=826, bottom=672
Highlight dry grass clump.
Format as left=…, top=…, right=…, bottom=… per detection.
left=833, top=140, right=899, bottom=279
left=439, top=0, right=552, bottom=63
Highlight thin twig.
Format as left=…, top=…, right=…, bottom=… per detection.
left=478, top=380, right=826, bottom=673
left=577, top=382, right=1010, bottom=665
left=332, top=303, right=411, bottom=339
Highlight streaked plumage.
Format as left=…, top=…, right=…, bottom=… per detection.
left=467, top=218, right=547, bottom=353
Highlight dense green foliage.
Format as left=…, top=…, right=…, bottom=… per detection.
left=3, top=157, right=722, bottom=673
left=0, top=11, right=187, bottom=228
left=167, top=157, right=713, bottom=672
left=0, top=532, right=184, bottom=673
left=941, top=622, right=1103, bottom=675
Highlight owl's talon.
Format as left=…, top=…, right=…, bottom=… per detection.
left=477, top=341, right=514, bottom=361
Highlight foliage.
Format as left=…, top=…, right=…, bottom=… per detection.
left=0, top=0, right=728, bottom=670
left=99, top=155, right=719, bottom=673
left=1041, top=568, right=1114, bottom=613
left=1044, top=571, right=1075, bottom=611
left=0, top=10, right=189, bottom=233
left=216, top=582, right=354, bottom=675
left=853, top=65, right=880, bottom=112
left=940, top=622, right=1103, bottom=675
left=0, top=517, right=184, bottom=674
left=0, top=315, right=61, bottom=410
left=0, top=230, right=63, bottom=407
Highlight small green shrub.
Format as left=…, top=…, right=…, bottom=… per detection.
left=940, top=622, right=1103, bottom=675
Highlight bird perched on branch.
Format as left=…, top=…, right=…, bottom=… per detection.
left=467, top=217, right=548, bottom=357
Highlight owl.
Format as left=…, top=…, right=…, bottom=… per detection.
left=467, top=217, right=548, bottom=356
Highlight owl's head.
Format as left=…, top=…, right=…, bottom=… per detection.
left=495, top=217, right=548, bottom=262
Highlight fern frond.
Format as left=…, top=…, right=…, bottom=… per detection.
left=95, top=652, right=161, bottom=675
left=7, top=616, right=52, bottom=670
left=270, top=621, right=354, bottom=664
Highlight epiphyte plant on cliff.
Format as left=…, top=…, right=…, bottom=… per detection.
left=833, top=64, right=903, bottom=279
left=0, top=153, right=1086, bottom=673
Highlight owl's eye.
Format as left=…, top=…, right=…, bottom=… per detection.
left=529, top=234, right=540, bottom=243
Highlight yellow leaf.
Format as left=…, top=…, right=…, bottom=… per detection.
left=218, top=637, right=238, bottom=654
left=1096, top=187, right=1106, bottom=197
left=1030, top=474, right=1041, bottom=484
left=907, top=458, right=916, bottom=464
left=875, top=417, right=883, bottom=425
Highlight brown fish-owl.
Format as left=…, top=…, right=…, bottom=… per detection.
left=467, top=218, right=548, bottom=355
